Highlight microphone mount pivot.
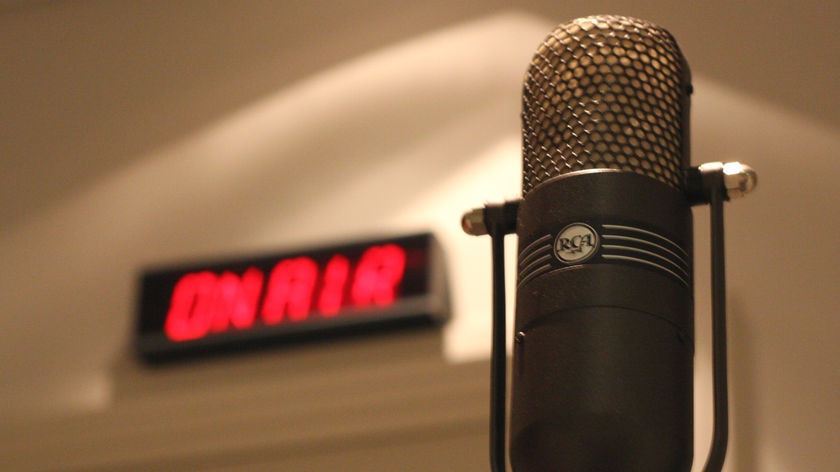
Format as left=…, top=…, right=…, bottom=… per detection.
left=686, top=161, right=758, bottom=204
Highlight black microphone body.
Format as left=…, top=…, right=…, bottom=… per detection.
left=510, top=16, right=695, bottom=471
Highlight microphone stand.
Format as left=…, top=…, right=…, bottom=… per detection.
left=462, top=162, right=755, bottom=472
left=463, top=201, right=519, bottom=472
left=689, top=162, right=757, bottom=472
left=489, top=226, right=507, bottom=472
left=703, top=182, right=729, bottom=472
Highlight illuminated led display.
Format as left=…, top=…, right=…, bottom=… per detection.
left=135, top=233, right=448, bottom=361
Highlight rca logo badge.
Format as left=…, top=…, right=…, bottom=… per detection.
left=554, top=223, right=599, bottom=264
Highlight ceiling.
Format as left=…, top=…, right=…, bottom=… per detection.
left=1, top=0, right=837, bottom=229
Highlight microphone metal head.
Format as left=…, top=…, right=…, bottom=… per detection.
left=522, top=15, right=692, bottom=196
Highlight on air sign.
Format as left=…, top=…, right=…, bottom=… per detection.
left=134, top=233, right=448, bottom=362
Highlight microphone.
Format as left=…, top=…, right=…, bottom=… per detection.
left=510, top=15, right=694, bottom=471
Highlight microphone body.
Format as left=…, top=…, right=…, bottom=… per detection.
left=510, top=16, right=695, bottom=471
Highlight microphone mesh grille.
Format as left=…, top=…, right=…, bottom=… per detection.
left=522, top=15, right=690, bottom=195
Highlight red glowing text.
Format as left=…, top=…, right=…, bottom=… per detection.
left=163, top=244, right=407, bottom=342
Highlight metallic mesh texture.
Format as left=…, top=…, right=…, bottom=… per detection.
left=522, top=15, right=690, bottom=196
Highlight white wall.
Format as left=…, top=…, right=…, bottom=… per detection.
left=0, top=11, right=543, bottom=418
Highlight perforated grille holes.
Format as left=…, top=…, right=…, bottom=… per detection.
left=522, top=15, right=690, bottom=196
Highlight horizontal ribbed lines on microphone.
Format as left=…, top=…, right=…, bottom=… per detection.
left=601, top=224, right=690, bottom=286
left=517, top=234, right=553, bottom=287
left=516, top=222, right=691, bottom=288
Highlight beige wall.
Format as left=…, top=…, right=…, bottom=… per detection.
left=1, top=2, right=839, bottom=471
left=1, top=330, right=492, bottom=471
